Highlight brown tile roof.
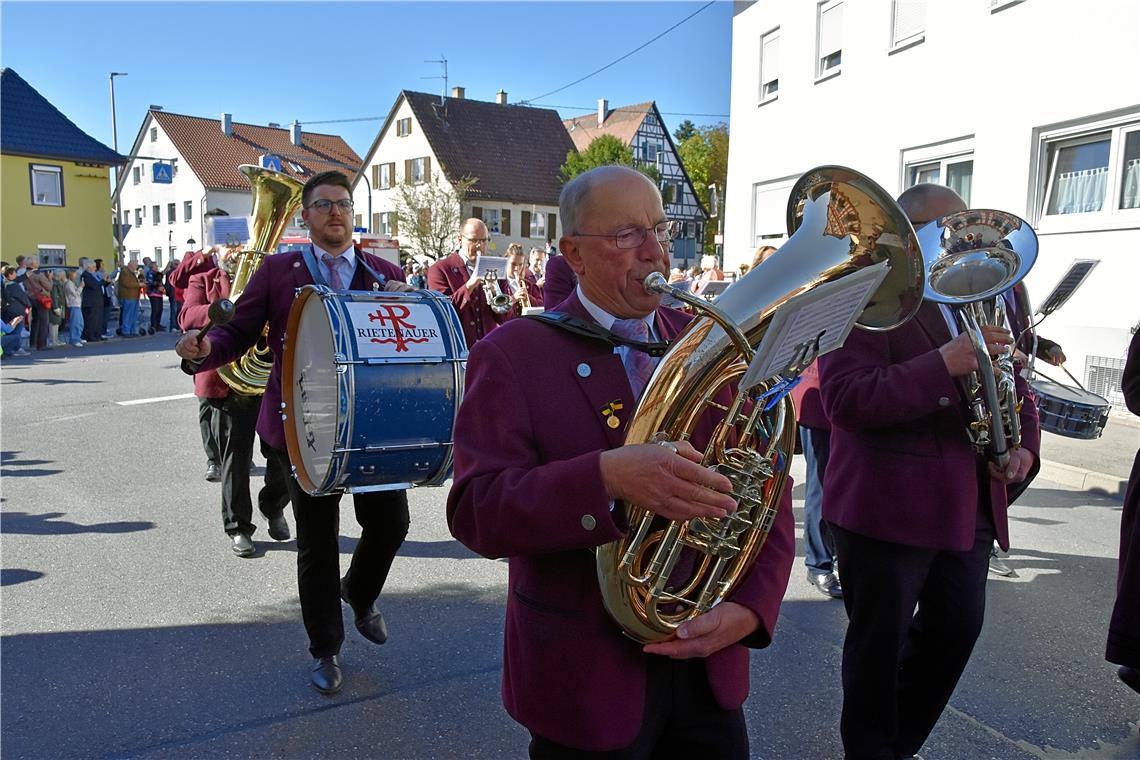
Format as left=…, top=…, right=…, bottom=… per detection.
left=561, top=101, right=654, bottom=152
left=402, top=91, right=577, bottom=205
left=151, top=110, right=362, bottom=190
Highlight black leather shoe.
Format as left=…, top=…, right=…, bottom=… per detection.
left=267, top=514, right=290, bottom=541
left=205, top=464, right=221, bottom=482
left=340, top=579, right=388, bottom=645
left=807, top=570, right=843, bottom=599
left=311, top=655, right=342, bottom=695
left=231, top=533, right=255, bottom=557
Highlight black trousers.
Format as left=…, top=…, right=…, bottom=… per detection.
left=199, top=397, right=220, bottom=467
left=149, top=296, right=164, bottom=331
left=81, top=301, right=103, bottom=341
left=528, top=658, right=748, bottom=760
left=830, top=515, right=994, bottom=760
left=212, top=394, right=288, bottom=536
left=264, top=444, right=409, bottom=659
left=29, top=303, right=50, bottom=349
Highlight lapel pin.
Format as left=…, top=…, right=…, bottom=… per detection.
left=600, top=400, right=624, bottom=429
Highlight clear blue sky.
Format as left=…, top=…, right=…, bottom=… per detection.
left=1, top=1, right=733, bottom=158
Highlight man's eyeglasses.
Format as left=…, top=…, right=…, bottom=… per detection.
left=573, top=220, right=679, bottom=250
left=462, top=236, right=491, bottom=245
left=307, top=199, right=354, bottom=214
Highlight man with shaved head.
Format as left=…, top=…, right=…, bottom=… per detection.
left=427, top=217, right=510, bottom=347
left=818, top=183, right=1040, bottom=759
left=448, top=165, right=795, bottom=757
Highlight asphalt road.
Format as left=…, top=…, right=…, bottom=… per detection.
left=1, top=336, right=1138, bottom=759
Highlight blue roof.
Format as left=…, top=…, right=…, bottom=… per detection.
left=1, top=68, right=126, bottom=165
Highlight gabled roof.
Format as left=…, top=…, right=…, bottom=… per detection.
left=0, top=68, right=126, bottom=165
left=561, top=101, right=654, bottom=152
left=148, top=110, right=362, bottom=190
left=393, top=90, right=577, bottom=205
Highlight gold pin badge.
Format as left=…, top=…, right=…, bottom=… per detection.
left=600, top=400, right=624, bottom=428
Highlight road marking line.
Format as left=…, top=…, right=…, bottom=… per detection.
left=116, top=392, right=196, bottom=406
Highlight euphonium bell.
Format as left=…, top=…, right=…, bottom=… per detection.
left=482, top=268, right=512, bottom=314
left=916, top=209, right=1039, bottom=468
left=596, top=166, right=925, bottom=643
left=216, top=165, right=305, bottom=396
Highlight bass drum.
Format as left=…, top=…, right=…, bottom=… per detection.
left=281, top=285, right=467, bottom=495
left=1029, top=375, right=1111, bottom=440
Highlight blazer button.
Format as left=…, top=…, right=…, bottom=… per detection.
left=581, top=514, right=597, bottom=531
left=938, top=396, right=950, bottom=407
left=293, top=261, right=301, bottom=268
left=577, top=363, right=591, bottom=378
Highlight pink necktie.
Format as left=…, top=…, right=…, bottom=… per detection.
left=612, top=318, right=654, bottom=399
left=322, top=254, right=345, bottom=290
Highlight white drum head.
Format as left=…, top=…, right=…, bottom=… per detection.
left=290, top=293, right=339, bottom=490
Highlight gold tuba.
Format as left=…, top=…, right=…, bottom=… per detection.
left=596, top=166, right=925, bottom=643
left=216, top=165, right=305, bottom=395
left=916, top=209, right=1038, bottom=468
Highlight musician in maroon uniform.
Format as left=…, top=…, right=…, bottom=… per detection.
left=427, top=218, right=509, bottom=347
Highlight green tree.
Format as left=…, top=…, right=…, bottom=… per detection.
left=391, top=172, right=478, bottom=263
left=673, top=119, right=698, bottom=143
left=559, top=134, right=663, bottom=191
left=677, top=123, right=729, bottom=255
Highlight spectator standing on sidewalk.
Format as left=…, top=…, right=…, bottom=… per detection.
left=117, top=261, right=143, bottom=337
left=145, top=259, right=165, bottom=334
left=22, top=256, right=52, bottom=351
left=80, top=260, right=105, bottom=342
left=164, top=259, right=181, bottom=332
left=49, top=270, right=67, bottom=347
left=63, top=269, right=84, bottom=347
left=1, top=267, right=31, bottom=356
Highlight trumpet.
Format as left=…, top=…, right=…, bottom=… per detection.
left=513, top=272, right=531, bottom=311
left=482, top=268, right=512, bottom=314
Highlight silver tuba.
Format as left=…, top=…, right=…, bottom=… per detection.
left=482, top=268, right=512, bottom=314
left=916, top=209, right=1038, bottom=469
left=596, top=166, right=925, bottom=643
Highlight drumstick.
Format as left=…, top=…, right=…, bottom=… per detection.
left=196, top=298, right=235, bottom=343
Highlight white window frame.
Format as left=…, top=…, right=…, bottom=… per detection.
left=815, top=0, right=843, bottom=82
left=991, top=0, right=1027, bottom=12
left=379, top=212, right=396, bottom=236
left=410, top=157, right=427, bottom=185
left=184, top=201, right=193, bottom=222
left=890, top=0, right=925, bottom=51
left=484, top=208, right=502, bottom=234
left=152, top=205, right=160, bottom=225
left=167, top=203, right=176, bottom=224
left=759, top=28, right=780, bottom=104
left=36, top=246, right=66, bottom=266
left=379, top=162, right=393, bottom=190
left=30, top=164, right=63, bottom=206
left=751, top=175, right=799, bottom=248
left=529, top=210, right=546, bottom=239
left=150, top=127, right=158, bottom=142
left=396, top=117, right=412, bottom=137
left=135, top=208, right=143, bottom=227
left=900, top=137, right=975, bottom=205
left=132, top=166, right=141, bottom=185
left=1032, top=111, right=1140, bottom=234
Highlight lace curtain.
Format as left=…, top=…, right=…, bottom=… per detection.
left=1047, top=166, right=1108, bottom=215
left=1121, top=158, right=1140, bottom=210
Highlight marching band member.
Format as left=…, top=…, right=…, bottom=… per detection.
left=818, top=184, right=1040, bottom=759
left=540, top=253, right=577, bottom=310
left=447, top=165, right=794, bottom=758
left=175, top=171, right=413, bottom=695
left=504, top=244, right=543, bottom=316
left=427, top=218, right=509, bottom=347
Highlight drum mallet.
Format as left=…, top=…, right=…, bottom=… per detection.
left=196, top=298, right=235, bottom=343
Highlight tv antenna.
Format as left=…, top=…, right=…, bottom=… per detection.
left=423, top=56, right=449, bottom=101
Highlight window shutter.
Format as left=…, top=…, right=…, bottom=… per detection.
left=405, top=159, right=412, bottom=184
left=472, top=206, right=483, bottom=220
left=521, top=210, right=531, bottom=237
left=391, top=213, right=398, bottom=236
left=547, top=213, right=557, bottom=239
left=372, top=212, right=380, bottom=232
left=502, top=209, right=511, bottom=236
left=761, top=32, right=780, bottom=89
left=371, top=164, right=380, bottom=188
left=892, top=0, right=924, bottom=45
left=424, top=157, right=431, bottom=183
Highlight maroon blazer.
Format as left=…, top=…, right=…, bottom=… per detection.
left=169, top=250, right=217, bottom=290
left=190, top=246, right=404, bottom=451
left=179, top=268, right=233, bottom=399
left=427, top=251, right=507, bottom=348
left=447, top=292, right=795, bottom=751
left=541, top=254, right=577, bottom=311
left=1107, top=328, right=1140, bottom=667
left=789, top=360, right=829, bottom=430
left=818, top=301, right=1041, bottom=552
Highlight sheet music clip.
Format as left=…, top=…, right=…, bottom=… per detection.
left=756, top=332, right=824, bottom=411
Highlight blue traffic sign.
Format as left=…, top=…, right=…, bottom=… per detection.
left=152, top=163, right=173, bottom=184
left=260, top=154, right=282, bottom=172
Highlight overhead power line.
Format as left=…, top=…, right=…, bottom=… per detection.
left=517, top=1, right=716, bottom=106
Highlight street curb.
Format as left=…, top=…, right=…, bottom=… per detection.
left=1039, top=458, right=1128, bottom=498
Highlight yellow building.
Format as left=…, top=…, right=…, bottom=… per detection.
left=1, top=68, right=125, bottom=266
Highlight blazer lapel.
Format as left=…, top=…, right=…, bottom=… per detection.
left=560, top=294, right=637, bottom=447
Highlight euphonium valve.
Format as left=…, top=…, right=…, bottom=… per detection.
left=216, top=165, right=305, bottom=396
left=596, top=166, right=925, bottom=643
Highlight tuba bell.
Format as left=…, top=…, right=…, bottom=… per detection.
left=482, top=268, right=513, bottom=314
left=596, top=166, right=925, bottom=643
left=915, top=209, right=1038, bottom=468
left=216, top=165, right=305, bottom=396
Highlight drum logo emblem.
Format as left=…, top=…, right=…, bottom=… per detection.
left=363, top=305, right=437, bottom=352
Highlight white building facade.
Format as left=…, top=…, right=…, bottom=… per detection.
left=726, top=0, right=1139, bottom=406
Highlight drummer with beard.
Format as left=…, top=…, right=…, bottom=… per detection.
left=175, top=170, right=414, bottom=695
left=447, top=165, right=795, bottom=758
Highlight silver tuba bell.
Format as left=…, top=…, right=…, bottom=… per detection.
left=916, top=209, right=1038, bottom=469
left=482, top=268, right=512, bottom=314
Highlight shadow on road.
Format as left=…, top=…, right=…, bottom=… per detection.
left=0, top=511, right=155, bottom=535
left=0, top=568, right=44, bottom=586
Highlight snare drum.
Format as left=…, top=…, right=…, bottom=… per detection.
left=281, top=286, right=467, bottom=495
left=1029, top=376, right=1111, bottom=440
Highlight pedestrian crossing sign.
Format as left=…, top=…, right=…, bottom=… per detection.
left=152, top=163, right=173, bottom=184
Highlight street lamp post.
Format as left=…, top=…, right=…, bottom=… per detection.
left=109, top=72, right=128, bottom=266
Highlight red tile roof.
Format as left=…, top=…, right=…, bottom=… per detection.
left=561, top=102, right=654, bottom=152
left=151, top=110, right=362, bottom=190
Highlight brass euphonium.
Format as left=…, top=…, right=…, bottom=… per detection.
left=482, top=268, right=512, bottom=314
left=916, top=209, right=1038, bottom=469
left=596, top=166, right=925, bottom=643
left=216, top=165, right=305, bottom=395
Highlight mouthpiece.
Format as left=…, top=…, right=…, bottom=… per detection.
left=643, top=272, right=669, bottom=294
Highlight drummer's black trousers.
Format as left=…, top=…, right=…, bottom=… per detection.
left=264, top=444, right=410, bottom=659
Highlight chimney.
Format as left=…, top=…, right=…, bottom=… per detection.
left=290, top=120, right=302, bottom=147
left=496, top=89, right=508, bottom=105
left=597, top=98, right=608, bottom=128
left=268, top=122, right=280, bottom=128
left=451, top=86, right=465, bottom=99
left=221, top=112, right=233, bottom=137
left=149, top=105, right=164, bottom=111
